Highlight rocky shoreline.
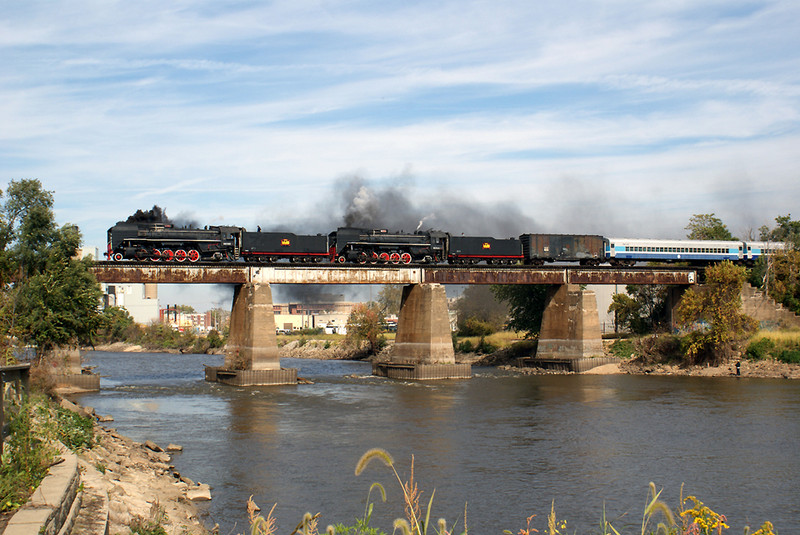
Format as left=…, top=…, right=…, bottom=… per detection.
left=61, top=399, right=212, bottom=535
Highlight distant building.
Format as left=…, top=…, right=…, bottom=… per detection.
left=77, top=246, right=99, bottom=261
left=160, top=308, right=220, bottom=333
left=101, top=283, right=160, bottom=325
left=273, top=301, right=357, bottom=333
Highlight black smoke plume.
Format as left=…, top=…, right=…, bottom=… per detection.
left=126, top=205, right=172, bottom=224
left=126, top=205, right=199, bottom=228
left=333, top=174, right=538, bottom=237
left=268, top=173, right=540, bottom=303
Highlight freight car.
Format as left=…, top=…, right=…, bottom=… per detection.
left=520, top=234, right=607, bottom=265
left=448, top=236, right=523, bottom=264
left=240, top=231, right=329, bottom=263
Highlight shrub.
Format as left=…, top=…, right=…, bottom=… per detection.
left=0, top=401, right=57, bottom=512
left=777, top=348, right=800, bottom=364
left=55, top=406, right=95, bottom=451
left=206, top=329, right=225, bottom=348
left=634, top=334, right=683, bottom=365
left=745, top=338, right=776, bottom=360
left=456, top=340, right=474, bottom=353
left=476, top=336, right=498, bottom=354
left=296, top=327, right=324, bottom=336
left=505, top=339, right=538, bottom=358
left=458, top=317, right=495, bottom=337
left=608, top=339, right=636, bottom=359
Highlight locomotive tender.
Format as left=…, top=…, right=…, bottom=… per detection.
left=106, top=221, right=783, bottom=266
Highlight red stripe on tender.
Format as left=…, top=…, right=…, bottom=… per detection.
left=249, top=251, right=328, bottom=256
left=448, top=254, right=524, bottom=259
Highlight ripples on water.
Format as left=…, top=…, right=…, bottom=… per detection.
left=77, top=352, right=800, bottom=533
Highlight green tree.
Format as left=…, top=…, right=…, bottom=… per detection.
left=759, top=214, right=800, bottom=249
left=0, top=179, right=102, bottom=357
left=677, top=261, right=757, bottom=365
left=96, top=306, right=140, bottom=343
left=454, top=285, right=509, bottom=334
left=490, top=285, right=553, bottom=337
left=376, top=285, right=403, bottom=316
left=608, top=285, right=668, bottom=334
left=752, top=215, right=800, bottom=314
left=685, top=213, right=735, bottom=240
left=345, top=302, right=384, bottom=355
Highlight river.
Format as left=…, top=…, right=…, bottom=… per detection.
left=75, top=351, right=800, bottom=534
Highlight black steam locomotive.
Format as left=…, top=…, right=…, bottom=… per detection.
left=106, top=221, right=606, bottom=265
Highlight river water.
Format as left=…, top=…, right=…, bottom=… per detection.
left=75, top=351, right=800, bottom=534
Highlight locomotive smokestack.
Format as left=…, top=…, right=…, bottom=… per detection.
left=415, top=214, right=435, bottom=232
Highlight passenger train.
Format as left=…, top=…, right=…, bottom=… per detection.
left=105, top=220, right=785, bottom=266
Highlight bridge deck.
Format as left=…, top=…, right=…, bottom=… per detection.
left=91, top=263, right=697, bottom=285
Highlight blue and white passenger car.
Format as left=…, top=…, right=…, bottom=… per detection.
left=742, top=241, right=785, bottom=261
left=605, top=238, right=743, bottom=265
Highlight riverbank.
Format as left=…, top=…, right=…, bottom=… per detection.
left=497, top=359, right=800, bottom=378
left=90, top=341, right=225, bottom=355
left=60, top=399, right=212, bottom=535
left=87, top=340, right=800, bottom=379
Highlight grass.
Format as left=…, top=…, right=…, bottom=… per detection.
left=243, top=449, right=778, bottom=535
left=748, top=329, right=800, bottom=344
left=454, top=331, right=526, bottom=351
left=745, top=329, right=800, bottom=362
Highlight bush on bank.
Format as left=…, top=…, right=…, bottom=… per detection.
left=611, top=329, right=800, bottom=367
left=745, top=331, right=800, bottom=363
left=0, top=394, right=94, bottom=513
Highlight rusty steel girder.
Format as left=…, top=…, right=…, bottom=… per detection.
left=568, top=269, right=696, bottom=285
left=250, top=267, right=423, bottom=284
left=422, top=268, right=566, bottom=285
left=91, top=263, right=697, bottom=285
left=91, top=265, right=249, bottom=284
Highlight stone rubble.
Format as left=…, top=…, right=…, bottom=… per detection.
left=66, top=399, right=213, bottom=535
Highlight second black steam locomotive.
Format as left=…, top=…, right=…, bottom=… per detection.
left=106, top=221, right=605, bottom=265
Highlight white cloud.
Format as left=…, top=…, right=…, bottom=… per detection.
left=0, top=0, right=797, bottom=266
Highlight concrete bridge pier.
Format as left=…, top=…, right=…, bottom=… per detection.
left=47, top=347, right=100, bottom=392
left=373, top=283, right=471, bottom=380
left=205, top=282, right=297, bottom=386
left=536, top=284, right=605, bottom=360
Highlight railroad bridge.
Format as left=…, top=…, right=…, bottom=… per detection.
left=91, top=263, right=696, bottom=384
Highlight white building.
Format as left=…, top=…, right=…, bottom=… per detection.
left=102, top=283, right=160, bottom=325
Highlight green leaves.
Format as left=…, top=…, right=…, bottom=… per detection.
left=0, top=179, right=103, bottom=355
left=677, top=261, right=757, bottom=364
left=685, top=213, right=735, bottom=241
left=490, top=284, right=553, bottom=337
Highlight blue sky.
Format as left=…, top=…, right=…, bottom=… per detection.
left=2, top=1, right=799, bottom=307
